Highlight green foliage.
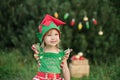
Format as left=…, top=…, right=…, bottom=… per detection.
left=0, top=50, right=120, bottom=80
left=0, top=0, right=120, bottom=63
left=0, top=1, right=120, bottom=80
left=0, top=50, right=37, bottom=80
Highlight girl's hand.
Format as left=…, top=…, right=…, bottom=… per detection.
left=60, top=48, right=72, bottom=69
left=64, top=48, right=73, bottom=60
left=31, top=44, right=39, bottom=54
left=37, top=61, right=41, bottom=67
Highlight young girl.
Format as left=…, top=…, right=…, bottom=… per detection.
left=31, top=14, right=72, bottom=80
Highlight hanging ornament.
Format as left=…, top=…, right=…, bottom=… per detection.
left=98, top=27, right=103, bottom=36
left=70, top=18, right=75, bottom=26
left=54, top=12, right=59, bottom=18
left=83, top=16, right=88, bottom=21
left=98, top=30, right=103, bottom=36
left=92, top=18, right=97, bottom=25
left=86, top=21, right=90, bottom=29
left=78, top=22, right=83, bottom=30
left=64, top=13, right=69, bottom=19
left=83, top=16, right=90, bottom=29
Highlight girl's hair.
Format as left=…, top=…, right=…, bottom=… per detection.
left=40, top=29, right=60, bottom=48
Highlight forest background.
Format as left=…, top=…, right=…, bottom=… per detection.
left=0, top=0, right=120, bottom=80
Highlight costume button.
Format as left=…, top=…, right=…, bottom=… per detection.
left=59, top=57, right=61, bottom=60
left=40, top=56, right=43, bottom=59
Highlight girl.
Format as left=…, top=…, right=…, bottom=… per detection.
left=31, top=14, right=72, bottom=80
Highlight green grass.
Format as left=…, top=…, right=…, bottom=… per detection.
left=0, top=50, right=120, bottom=80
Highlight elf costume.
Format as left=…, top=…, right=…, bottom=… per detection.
left=32, top=14, right=67, bottom=80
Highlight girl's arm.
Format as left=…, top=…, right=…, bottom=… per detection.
left=62, top=49, right=72, bottom=80
left=62, top=59, right=70, bottom=80
left=31, top=44, right=39, bottom=59
left=31, top=44, right=40, bottom=66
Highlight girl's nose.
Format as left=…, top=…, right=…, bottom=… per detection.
left=51, top=35, right=56, bottom=39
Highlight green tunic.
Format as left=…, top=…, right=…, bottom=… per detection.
left=37, top=47, right=65, bottom=74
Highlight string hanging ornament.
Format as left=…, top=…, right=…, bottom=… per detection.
left=98, top=27, right=103, bottom=36
left=92, top=18, right=97, bottom=25
left=64, top=13, right=69, bottom=20
left=54, top=12, right=59, bottom=18
left=86, top=21, right=90, bottom=29
left=78, top=22, right=83, bottom=30
left=83, top=16, right=90, bottom=29
left=92, top=11, right=98, bottom=25
left=70, top=18, right=75, bottom=26
left=83, top=16, right=88, bottom=21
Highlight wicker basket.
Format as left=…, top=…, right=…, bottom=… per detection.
left=69, top=59, right=90, bottom=78
left=71, top=58, right=88, bottom=65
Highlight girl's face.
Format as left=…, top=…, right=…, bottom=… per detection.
left=44, top=29, right=60, bottom=47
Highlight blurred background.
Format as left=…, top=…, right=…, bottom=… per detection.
left=0, top=0, right=120, bottom=80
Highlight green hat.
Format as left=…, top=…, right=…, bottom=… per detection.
left=36, top=14, right=65, bottom=43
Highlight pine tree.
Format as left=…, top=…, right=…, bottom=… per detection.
left=0, top=0, right=120, bottom=63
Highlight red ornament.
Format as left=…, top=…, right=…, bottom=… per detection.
left=92, top=18, right=97, bottom=25
left=70, top=18, right=75, bottom=26
left=79, top=56, right=84, bottom=60
left=71, top=55, right=78, bottom=60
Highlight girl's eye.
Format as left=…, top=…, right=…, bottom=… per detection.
left=47, top=34, right=51, bottom=36
left=55, top=33, right=58, bottom=36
